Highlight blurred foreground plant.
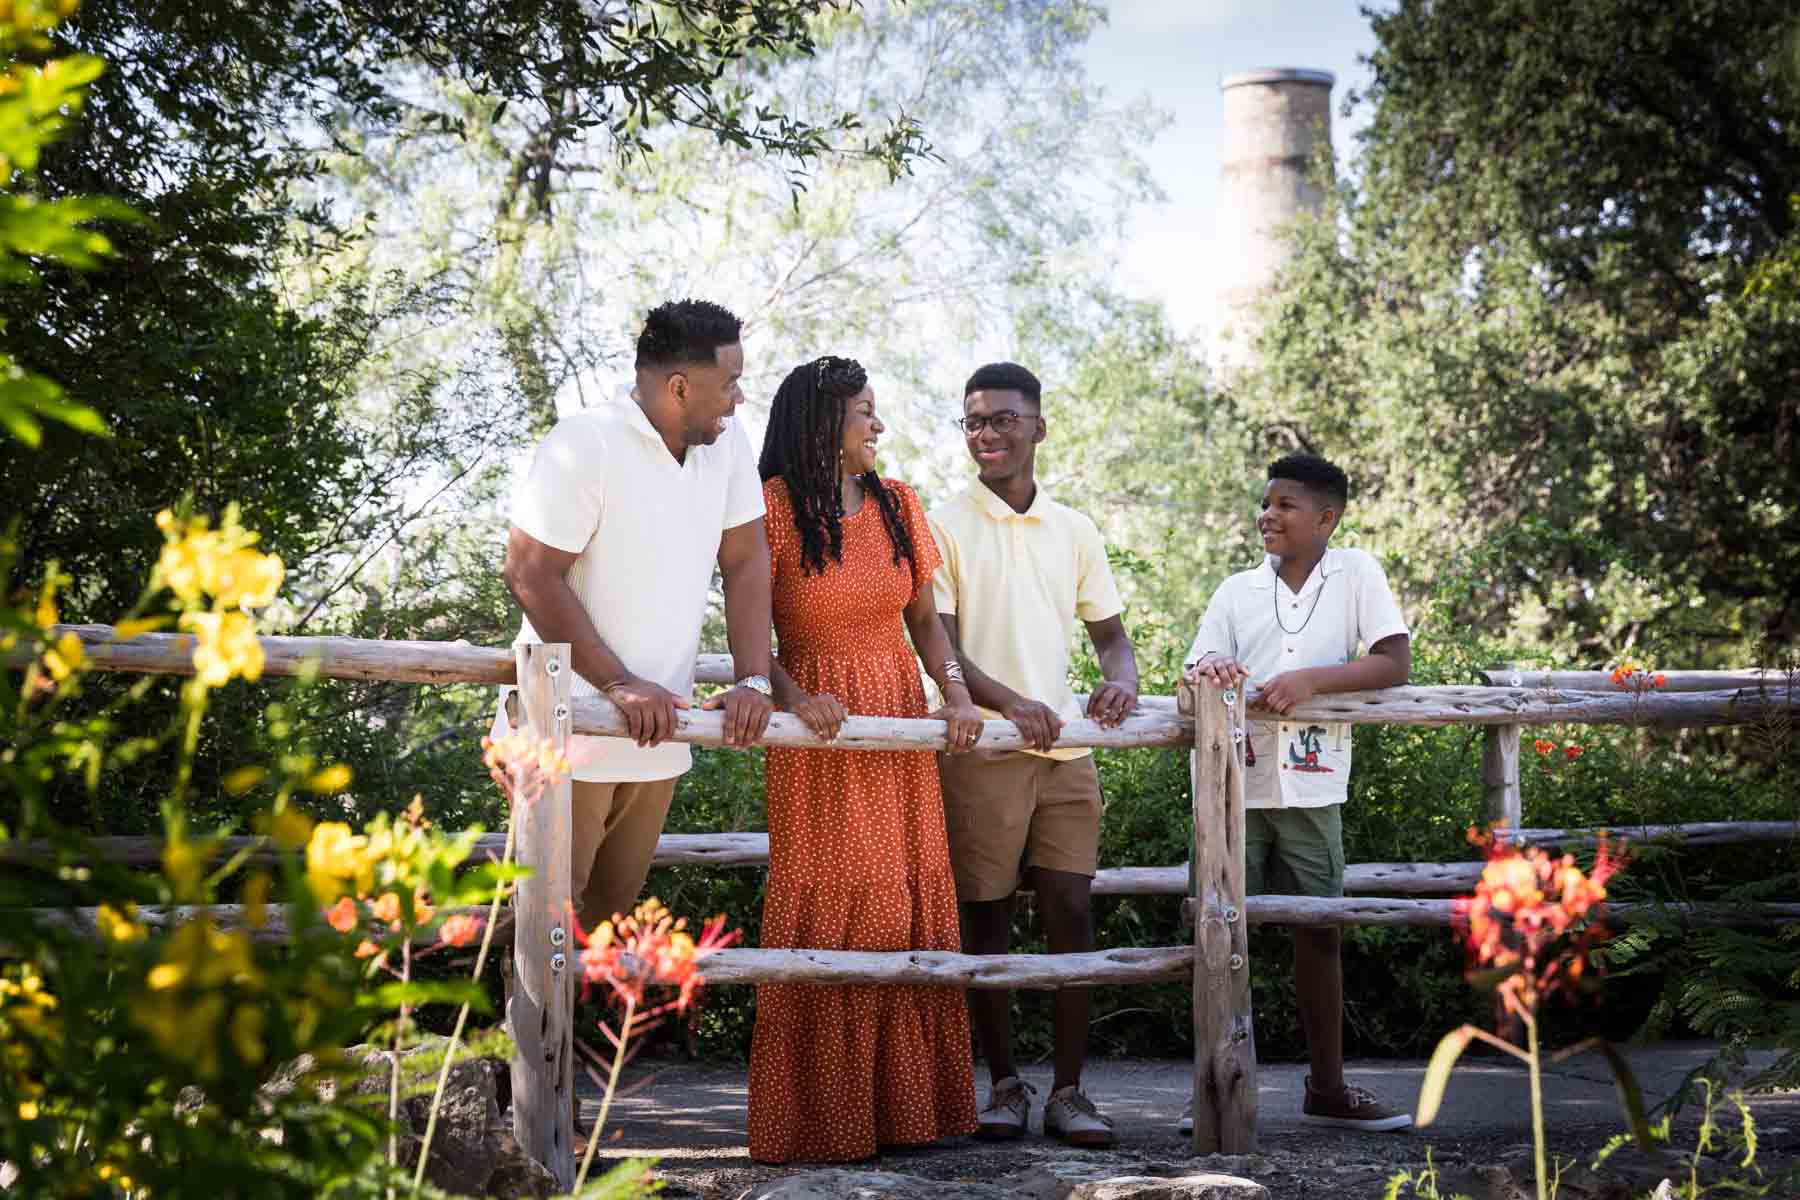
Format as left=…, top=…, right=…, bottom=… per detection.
left=1415, top=830, right=1651, bottom=1200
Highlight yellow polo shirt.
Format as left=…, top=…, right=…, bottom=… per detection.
left=927, top=485, right=1124, bottom=761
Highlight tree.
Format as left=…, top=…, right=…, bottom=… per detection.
left=1244, top=0, right=1800, bottom=664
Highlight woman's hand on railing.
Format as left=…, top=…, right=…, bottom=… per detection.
left=933, top=701, right=985, bottom=753
left=788, top=692, right=848, bottom=743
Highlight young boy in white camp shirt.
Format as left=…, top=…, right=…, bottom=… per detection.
left=1182, top=452, right=1413, bottom=1132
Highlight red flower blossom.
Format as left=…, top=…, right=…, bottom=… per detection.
left=1533, top=739, right=1556, bottom=756
left=325, top=896, right=358, bottom=934
left=438, top=914, right=483, bottom=948
left=1563, top=744, right=1584, bottom=760
left=577, top=898, right=740, bottom=1017
left=1451, top=829, right=1626, bottom=1019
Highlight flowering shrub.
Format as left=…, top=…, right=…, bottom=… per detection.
left=1416, top=830, right=1650, bottom=1200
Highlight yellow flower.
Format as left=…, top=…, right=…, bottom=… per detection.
left=161, top=830, right=211, bottom=903
left=95, top=902, right=145, bottom=944
left=222, top=765, right=267, bottom=795
left=271, top=806, right=314, bottom=851
left=180, top=609, right=264, bottom=687
left=306, top=763, right=353, bottom=794
left=209, top=546, right=284, bottom=609
left=16, top=1101, right=37, bottom=1121
left=113, top=615, right=169, bottom=640
left=305, top=821, right=375, bottom=900
left=41, top=631, right=84, bottom=681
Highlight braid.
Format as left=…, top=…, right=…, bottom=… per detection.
left=759, top=356, right=917, bottom=576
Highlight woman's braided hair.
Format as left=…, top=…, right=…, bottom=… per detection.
left=758, top=355, right=917, bottom=577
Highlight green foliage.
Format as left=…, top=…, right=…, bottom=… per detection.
left=1246, top=0, right=1800, bottom=663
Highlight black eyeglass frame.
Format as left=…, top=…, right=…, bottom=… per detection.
left=951, top=411, right=1037, bottom=436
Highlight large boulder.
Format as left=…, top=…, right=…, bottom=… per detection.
left=749, top=1171, right=1013, bottom=1200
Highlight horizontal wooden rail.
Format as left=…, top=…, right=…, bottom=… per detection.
left=23, top=894, right=1799, bottom=957
left=1483, top=667, right=1794, bottom=694
left=1506, top=821, right=1800, bottom=848
left=30, top=627, right=1797, bottom=739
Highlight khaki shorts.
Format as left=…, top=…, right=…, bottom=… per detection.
left=938, top=750, right=1103, bottom=902
left=1243, top=804, right=1344, bottom=899
left=570, top=777, right=679, bottom=930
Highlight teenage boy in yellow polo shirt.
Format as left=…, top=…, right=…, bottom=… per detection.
left=928, top=362, right=1141, bottom=1148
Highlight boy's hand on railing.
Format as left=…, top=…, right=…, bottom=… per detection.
left=1185, top=657, right=1250, bottom=688
left=1257, top=670, right=1318, bottom=716
left=602, top=675, right=689, bottom=746
left=1086, top=681, right=1139, bottom=729
left=1003, top=696, right=1064, bottom=751
left=702, top=686, right=775, bottom=748
left=789, top=692, right=848, bottom=743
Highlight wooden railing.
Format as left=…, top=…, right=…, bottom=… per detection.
left=14, top=626, right=1800, bottom=1181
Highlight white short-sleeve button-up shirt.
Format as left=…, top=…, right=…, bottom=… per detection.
left=1184, top=547, right=1408, bottom=809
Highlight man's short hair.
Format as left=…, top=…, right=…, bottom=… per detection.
left=635, top=299, right=742, bottom=371
left=1268, top=452, right=1349, bottom=510
left=963, top=361, right=1042, bottom=407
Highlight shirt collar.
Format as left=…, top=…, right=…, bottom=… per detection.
left=620, top=386, right=681, bottom=454
left=1250, top=547, right=1344, bottom=592
left=973, top=482, right=1049, bottom=523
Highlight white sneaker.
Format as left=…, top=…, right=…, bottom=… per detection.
left=976, top=1075, right=1034, bottom=1141
left=1044, top=1085, right=1116, bottom=1148
left=1177, top=1099, right=1194, bottom=1136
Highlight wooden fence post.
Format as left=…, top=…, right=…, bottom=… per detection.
left=1186, top=678, right=1257, bottom=1154
left=1482, top=725, right=1522, bottom=833
left=509, top=644, right=575, bottom=1189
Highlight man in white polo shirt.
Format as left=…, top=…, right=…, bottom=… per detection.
left=499, top=299, right=774, bottom=932
left=1183, top=451, right=1413, bottom=1132
left=929, top=362, right=1141, bottom=1148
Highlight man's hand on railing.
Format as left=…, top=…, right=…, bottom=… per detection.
left=787, top=692, right=847, bottom=743
left=1256, top=670, right=1319, bottom=717
left=701, top=685, right=775, bottom=748
left=1185, top=656, right=1250, bottom=689
left=1086, top=680, right=1139, bottom=729
left=1003, top=696, right=1063, bottom=751
left=602, top=675, right=688, bottom=746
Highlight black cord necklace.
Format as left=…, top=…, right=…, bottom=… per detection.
left=1273, top=560, right=1330, bottom=636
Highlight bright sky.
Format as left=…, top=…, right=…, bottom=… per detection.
left=1076, top=0, right=1382, bottom=339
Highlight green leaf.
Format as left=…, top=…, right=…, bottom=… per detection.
left=356, top=980, right=491, bottom=1013
left=1415, top=1024, right=1478, bottom=1127
left=1596, top=1040, right=1655, bottom=1151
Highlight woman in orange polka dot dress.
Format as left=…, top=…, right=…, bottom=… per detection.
left=748, top=355, right=984, bottom=1164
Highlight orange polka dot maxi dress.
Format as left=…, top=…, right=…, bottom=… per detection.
left=747, top=477, right=978, bottom=1164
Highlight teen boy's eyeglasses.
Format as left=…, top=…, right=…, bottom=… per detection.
left=952, top=412, right=1031, bottom=436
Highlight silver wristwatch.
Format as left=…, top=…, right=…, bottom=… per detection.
left=735, top=674, right=773, bottom=697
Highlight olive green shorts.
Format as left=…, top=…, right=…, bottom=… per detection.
left=1243, top=804, right=1345, bottom=898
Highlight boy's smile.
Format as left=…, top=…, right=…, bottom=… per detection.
left=1258, top=477, right=1336, bottom=562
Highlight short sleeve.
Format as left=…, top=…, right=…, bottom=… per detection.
left=890, top=481, right=942, bottom=602
left=927, top=508, right=959, bottom=616
left=722, top=418, right=766, bottom=531
left=511, top=416, right=605, bottom=553
left=762, top=478, right=796, bottom=585
left=1184, top=582, right=1237, bottom=668
left=1353, top=551, right=1409, bottom=649
left=1073, top=515, right=1125, bottom=623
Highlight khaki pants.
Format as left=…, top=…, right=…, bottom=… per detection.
left=570, top=778, right=679, bottom=930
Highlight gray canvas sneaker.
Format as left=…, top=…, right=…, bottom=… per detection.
left=1300, top=1076, right=1414, bottom=1132
left=1043, top=1085, right=1116, bottom=1148
left=976, top=1075, right=1035, bottom=1141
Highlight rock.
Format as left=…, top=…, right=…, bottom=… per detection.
left=998, top=1161, right=1268, bottom=1200
left=263, top=1038, right=548, bottom=1198
left=749, top=1170, right=1013, bottom=1200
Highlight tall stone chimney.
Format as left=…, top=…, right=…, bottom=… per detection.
left=1210, top=68, right=1335, bottom=377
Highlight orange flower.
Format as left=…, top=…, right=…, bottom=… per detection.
left=413, top=886, right=434, bottom=926
left=1652, top=673, right=1666, bottom=688
left=324, top=896, right=358, bottom=934
left=438, top=914, right=482, bottom=948
left=1533, top=739, right=1555, bottom=756
left=577, top=897, right=740, bottom=1016
left=1563, top=744, right=1584, bottom=760
left=370, top=892, right=401, bottom=927
left=354, top=939, right=382, bottom=959
left=482, top=733, right=575, bottom=809
left=1451, top=831, right=1627, bottom=1020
